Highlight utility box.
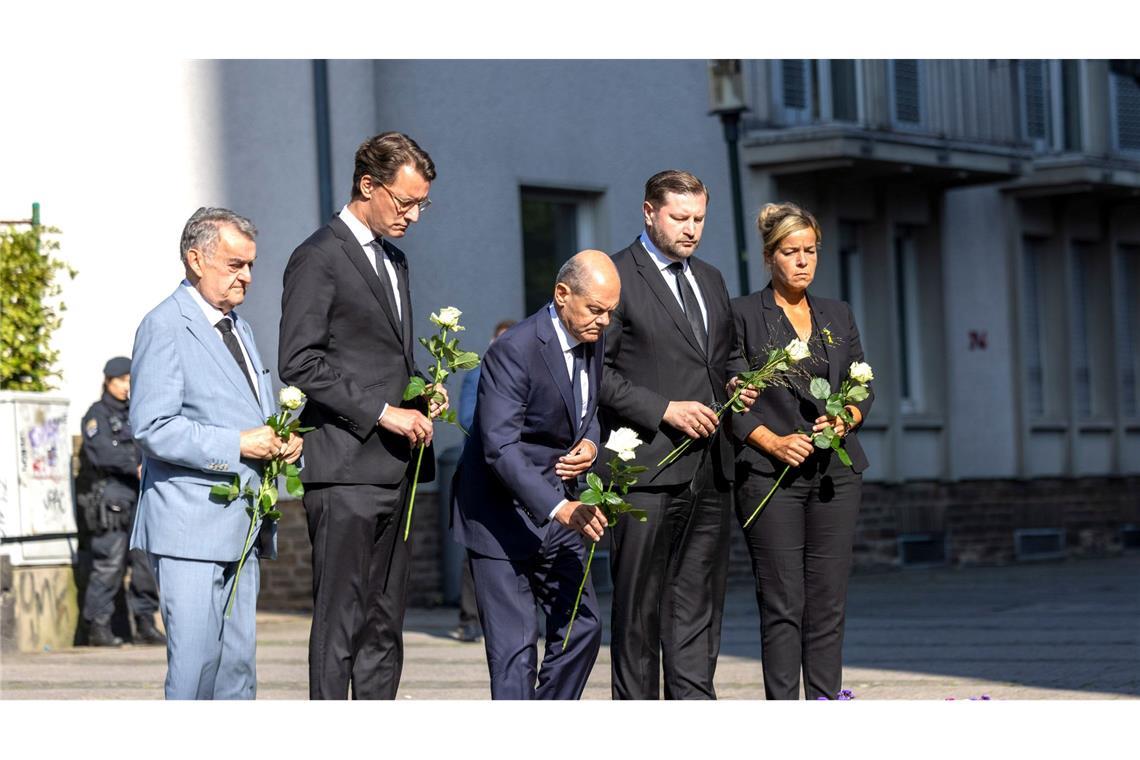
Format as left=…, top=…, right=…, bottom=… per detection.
left=0, top=391, right=79, bottom=651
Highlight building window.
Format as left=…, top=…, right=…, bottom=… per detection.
left=890, top=60, right=923, bottom=128
left=1061, top=60, right=1083, bottom=152
left=1117, top=245, right=1140, bottom=419
left=1020, top=59, right=1051, bottom=147
left=838, top=220, right=865, bottom=336
left=1110, top=69, right=1140, bottom=154
left=519, top=187, right=599, bottom=316
left=894, top=227, right=924, bottom=414
left=1021, top=238, right=1049, bottom=418
left=828, top=60, right=860, bottom=123
left=1070, top=241, right=1112, bottom=420
left=774, top=59, right=815, bottom=125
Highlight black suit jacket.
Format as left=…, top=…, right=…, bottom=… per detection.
left=278, top=214, right=435, bottom=486
left=451, top=308, right=604, bottom=560
left=729, top=284, right=874, bottom=475
left=599, top=239, right=747, bottom=487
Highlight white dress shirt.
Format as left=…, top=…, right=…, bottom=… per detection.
left=340, top=205, right=402, bottom=320
left=548, top=304, right=589, bottom=422
left=547, top=304, right=595, bottom=520
left=182, top=280, right=260, bottom=402
left=639, top=231, right=708, bottom=331
left=340, top=205, right=402, bottom=422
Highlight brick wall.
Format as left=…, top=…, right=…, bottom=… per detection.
left=257, top=477, right=1140, bottom=611
left=257, top=491, right=444, bottom=612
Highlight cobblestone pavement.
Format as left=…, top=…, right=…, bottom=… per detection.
left=2, top=555, right=1137, bottom=700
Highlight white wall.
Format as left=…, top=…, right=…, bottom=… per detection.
left=942, top=185, right=1019, bottom=477
left=1, top=60, right=224, bottom=434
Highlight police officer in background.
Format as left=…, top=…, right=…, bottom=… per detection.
left=76, top=356, right=165, bottom=646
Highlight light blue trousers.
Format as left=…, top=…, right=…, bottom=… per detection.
left=150, top=550, right=259, bottom=700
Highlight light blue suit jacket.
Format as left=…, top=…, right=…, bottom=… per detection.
left=129, top=285, right=278, bottom=562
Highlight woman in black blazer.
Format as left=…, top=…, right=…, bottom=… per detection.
left=730, top=202, right=874, bottom=700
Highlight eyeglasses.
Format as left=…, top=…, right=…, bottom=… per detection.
left=378, top=183, right=432, bottom=215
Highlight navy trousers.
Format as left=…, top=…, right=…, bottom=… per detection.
left=468, top=523, right=602, bottom=700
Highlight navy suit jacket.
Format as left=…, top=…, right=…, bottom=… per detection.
left=451, top=307, right=603, bottom=560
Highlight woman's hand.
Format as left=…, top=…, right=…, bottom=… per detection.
left=813, top=405, right=862, bottom=437
left=749, top=425, right=813, bottom=467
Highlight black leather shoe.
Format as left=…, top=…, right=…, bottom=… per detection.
left=134, top=615, right=167, bottom=646
left=88, top=622, right=124, bottom=647
left=451, top=623, right=482, bottom=643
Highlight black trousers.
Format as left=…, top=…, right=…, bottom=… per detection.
left=459, top=559, right=479, bottom=627
left=303, top=481, right=410, bottom=700
left=467, top=524, right=602, bottom=700
left=734, top=454, right=861, bottom=700
left=82, top=528, right=159, bottom=625
left=609, top=461, right=732, bottom=700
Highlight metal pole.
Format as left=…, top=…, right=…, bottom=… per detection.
left=31, top=201, right=40, bottom=227
left=721, top=112, right=750, bottom=296
left=312, top=60, right=334, bottom=223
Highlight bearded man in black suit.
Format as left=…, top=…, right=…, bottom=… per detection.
left=600, top=169, right=757, bottom=700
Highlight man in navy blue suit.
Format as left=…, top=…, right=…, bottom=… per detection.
left=452, top=250, right=620, bottom=699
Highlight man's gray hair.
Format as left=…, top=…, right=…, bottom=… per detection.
left=555, top=256, right=590, bottom=294
left=179, top=207, right=258, bottom=264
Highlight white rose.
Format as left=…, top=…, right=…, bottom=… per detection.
left=604, top=427, right=643, bottom=461
left=849, top=361, right=874, bottom=384
left=430, top=306, right=463, bottom=331
left=785, top=338, right=810, bottom=363
left=278, top=385, right=306, bottom=411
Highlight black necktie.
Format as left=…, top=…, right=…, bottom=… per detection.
left=215, top=317, right=257, bottom=398
left=667, top=262, right=708, bottom=355
left=369, top=240, right=402, bottom=325
left=570, top=343, right=587, bottom=433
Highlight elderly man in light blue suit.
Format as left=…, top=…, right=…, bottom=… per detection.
left=130, top=207, right=302, bottom=699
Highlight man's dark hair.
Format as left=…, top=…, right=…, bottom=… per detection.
left=351, top=132, right=436, bottom=199
left=643, top=169, right=709, bottom=208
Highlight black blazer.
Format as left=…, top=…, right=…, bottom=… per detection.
left=451, top=308, right=604, bottom=560
left=599, top=239, right=747, bottom=487
left=730, top=284, right=874, bottom=475
left=278, top=215, right=435, bottom=486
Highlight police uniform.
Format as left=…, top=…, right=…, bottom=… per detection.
left=77, top=357, right=164, bottom=646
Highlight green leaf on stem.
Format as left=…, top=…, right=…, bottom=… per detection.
left=259, top=485, right=278, bottom=511
left=580, top=489, right=602, bottom=505
left=264, top=509, right=283, bottom=521
left=586, top=472, right=604, bottom=493
left=603, top=491, right=623, bottom=505
left=403, top=376, right=427, bottom=401
left=451, top=351, right=481, bottom=371
left=846, top=384, right=869, bottom=403
left=285, top=473, right=304, bottom=498
left=813, top=430, right=834, bottom=449
left=810, top=377, right=832, bottom=400
left=826, top=398, right=844, bottom=418
left=835, top=446, right=853, bottom=467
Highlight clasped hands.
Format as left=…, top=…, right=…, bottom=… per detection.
left=239, top=425, right=303, bottom=463
left=761, top=407, right=861, bottom=467
left=379, top=384, right=451, bottom=446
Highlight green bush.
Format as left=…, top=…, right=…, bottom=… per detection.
left=0, top=224, right=76, bottom=391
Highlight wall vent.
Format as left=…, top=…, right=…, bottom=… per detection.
left=1014, top=528, right=1066, bottom=561
left=897, top=533, right=947, bottom=567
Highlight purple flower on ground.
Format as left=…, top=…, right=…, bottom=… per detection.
left=816, top=697, right=829, bottom=700
left=837, top=689, right=855, bottom=700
